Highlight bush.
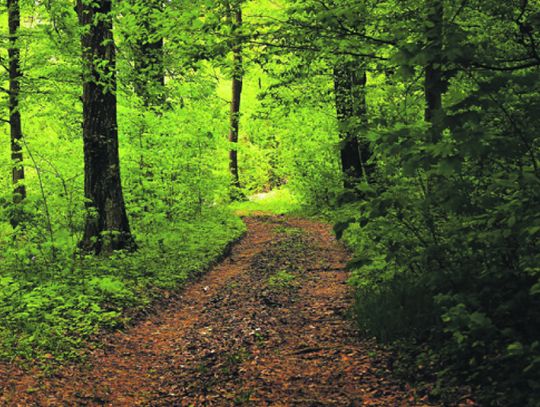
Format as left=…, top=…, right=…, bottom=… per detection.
left=334, top=71, right=540, bottom=406
left=0, top=210, right=246, bottom=361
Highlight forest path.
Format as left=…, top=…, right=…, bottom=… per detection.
left=1, top=215, right=430, bottom=406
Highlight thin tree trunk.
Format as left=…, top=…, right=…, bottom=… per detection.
left=423, top=0, right=445, bottom=236
left=130, top=0, right=165, bottom=200
left=334, top=61, right=373, bottom=189
left=7, top=0, right=26, bottom=225
left=133, top=0, right=165, bottom=108
left=424, top=0, right=444, bottom=140
left=77, top=0, right=136, bottom=254
left=229, top=4, right=243, bottom=199
left=136, top=37, right=165, bottom=107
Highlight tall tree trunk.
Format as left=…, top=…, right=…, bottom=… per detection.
left=77, top=0, right=135, bottom=254
left=334, top=61, right=373, bottom=189
left=229, top=3, right=243, bottom=200
left=424, top=0, right=444, bottom=140
left=7, top=0, right=26, bottom=226
left=132, top=0, right=165, bottom=108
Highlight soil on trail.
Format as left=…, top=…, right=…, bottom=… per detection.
left=0, top=215, right=431, bottom=406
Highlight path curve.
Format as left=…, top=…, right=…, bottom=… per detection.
left=0, top=215, right=431, bottom=406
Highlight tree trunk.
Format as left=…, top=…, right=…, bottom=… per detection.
left=424, top=0, right=444, bottom=140
left=132, top=0, right=165, bottom=108
left=7, top=0, right=26, bottom=226
left=77, top=0, right=136, bottom=254
left=334, top=61, right=373, bottom=189
left=229, top=4, right=243, bottom=200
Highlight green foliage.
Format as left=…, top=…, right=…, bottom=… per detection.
left=229, top=188, right=300, bottom=215
left=0, top=211, right=245, bottom=360
left=338, top=67, right=540, bottom=405
left=1, top=0, right=539, bottom=405
left=281, top=0, right=540, bottom=405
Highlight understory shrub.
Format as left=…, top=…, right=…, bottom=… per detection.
left=0, top=211, right=245, bottom=361
left=335, top=71, right=540, bottom=407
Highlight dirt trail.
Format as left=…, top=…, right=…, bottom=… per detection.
left=0, top=216, right=431, bottom=406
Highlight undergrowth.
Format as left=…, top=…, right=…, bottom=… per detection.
left=0, top=210, right=245, bottom=362
left=229, top=188, right=301, bottom=216
left=333, top=183, right=540, bottom=407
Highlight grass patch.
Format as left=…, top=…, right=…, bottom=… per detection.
left=230, top=188, right=301, bottom=216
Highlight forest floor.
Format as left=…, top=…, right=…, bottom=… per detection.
left=0, top=215, right=432, bottom=406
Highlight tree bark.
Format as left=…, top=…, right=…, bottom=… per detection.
left=424, top=0, right=444, bottom=140
left=229, top=4, right=243, bottom=199
left=7, top=0, right=26, bottom=225
left=132, top=0, right=165, bottom=108
left=77, top=0, right=136, bottom=254
left=333, top=61, right=373, bottom=189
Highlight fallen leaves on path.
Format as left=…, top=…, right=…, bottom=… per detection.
left=0, top=215, right=435, bottom=406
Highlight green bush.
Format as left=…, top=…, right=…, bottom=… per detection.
left=0, top=211, right=246, bottom=361
left=334, top=71, right=540, bottom=406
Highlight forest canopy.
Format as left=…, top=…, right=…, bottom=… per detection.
left=0, top=0, right=539, bottom=405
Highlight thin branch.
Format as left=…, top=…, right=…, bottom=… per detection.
left=246, top=39, right=389, bottom=61
left=470, top=60, right=540, bottom=71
